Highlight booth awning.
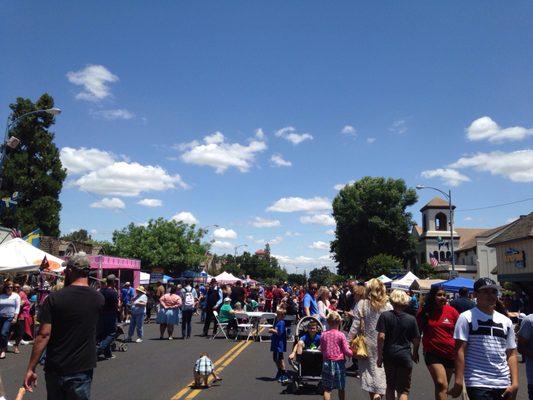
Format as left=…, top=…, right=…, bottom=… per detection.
left=0, top=238, right=65, bottom=273
left=431, top=277, right=474, bottom=293
left=410, top=279, right=446, bottom=292
left=391, top=271, right=419, bottom=290
left=214, top=271, right=241, bottom=284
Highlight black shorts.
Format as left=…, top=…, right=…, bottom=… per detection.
left=424, top=352, right=454, bottom=370
left=272, top=352, right=284, bottom=362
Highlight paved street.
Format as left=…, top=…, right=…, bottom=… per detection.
left=2, top=317, right=529, bottom=400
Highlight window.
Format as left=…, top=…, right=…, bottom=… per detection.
left=446, top=251, right=451, bottom=261
left=435, top=212, right=447, bottom=231
left=433, top=250, right=439, bottom=261
left=440, top=251, right=445, bottom=261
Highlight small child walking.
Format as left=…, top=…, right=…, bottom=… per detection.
left=269, top=308, right=289, bottom=383
left=193, top=352, right=222, bottom=388
left=320, top=311, right=353, bottom=400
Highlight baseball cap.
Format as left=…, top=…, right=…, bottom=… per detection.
left=63, top=252, right=90, bottom=271
left=106, top=274, right=116, bottom=281
left=474, top=277, right=499, bottom=292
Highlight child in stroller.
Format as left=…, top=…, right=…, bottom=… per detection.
left=110, top=323, right=129, bottom=353
left=287, top=316, right=324, bottom=393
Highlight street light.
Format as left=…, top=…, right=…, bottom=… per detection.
left=1, top=107, right=62, bottom=188
left=416, top=184, right=455, bottom=275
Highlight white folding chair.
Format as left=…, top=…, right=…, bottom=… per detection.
left=284, top=315, right=297, bottom=342
left=211, top=311, right=229, bottom=340
left=258, top=312, right=277, bottom=342
left=235, top=312, right=254, bottom=341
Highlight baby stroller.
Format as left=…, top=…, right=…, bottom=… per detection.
left=111, top=323, right=129, bottom=353
left=287, top=316, right=324, bottom=394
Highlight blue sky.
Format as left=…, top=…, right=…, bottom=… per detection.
left=2, top=1, right=532, bottom=273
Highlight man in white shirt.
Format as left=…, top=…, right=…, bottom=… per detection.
left=449, top=278, right=518, bottom=400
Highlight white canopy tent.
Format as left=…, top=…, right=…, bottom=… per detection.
left=390, top=271, right=419, bottom=290
left=0, top=238, right=65, bottom=274
left=365, top=274, right=393, bottom=285
left=214, top=271, right=241, bottom=284
left=140, top=271, right=150, bottom=285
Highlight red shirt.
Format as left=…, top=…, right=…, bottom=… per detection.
left=417, top=304, right=459, bottom=359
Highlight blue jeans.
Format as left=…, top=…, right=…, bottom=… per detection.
left=45, top=370, right=93, bottom=400
left=97, top=313, right=116, bottom=358
left=466, top=387, right=506, bottom=400
left=0, top=315, right=13, bottom=350
left=128, top=312, right=144, bottom=339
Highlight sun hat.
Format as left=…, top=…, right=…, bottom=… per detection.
left=136, top=286, right=147, bottom=294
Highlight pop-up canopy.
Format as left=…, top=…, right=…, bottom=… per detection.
left=432, top=277, right=474, bottom=293
left=390, top=271, right=419, bottom=290
left=214, top=271, right=241, bottom=284
left=0, top=238, right=65, bottom=273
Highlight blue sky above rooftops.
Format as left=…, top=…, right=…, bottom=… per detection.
left=2, top=1, right=533, bottom=272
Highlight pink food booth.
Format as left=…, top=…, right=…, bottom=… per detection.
left=89, top=255, right=141, bottom=288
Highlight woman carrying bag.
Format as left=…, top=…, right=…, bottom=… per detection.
left=349, top=279, right=392, bottom=400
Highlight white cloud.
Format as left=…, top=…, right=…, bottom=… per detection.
left=274, top=254, right=335, bottom=269
left=91, top=109, right=134, bottom=120
left=389, top=119, right=408, bottom=134
left=449, top=150, right=533, bottom=182
left=255, top=128, right=265, bottom=140
left=66, top=65, right=118, bottom=102
left=325, top=229, right=335, bottom=235
left=269, top=236, right=283, bottom=245
left=60, top=147, right=115, bottom=174
left=213, top=228, right=237, bottom=240
left=466, top=116, right=533, bottom=143
left=172, top=211, right=198, bottom=225
left=180, top=132, right=267, bottom=173
left=285, top=231, right=301, bottom=237
left=90, top=197, right=125, bottom=210
left=464, top=216, right=473, bottom=222
left=334, top=181, right=355, bottom=191
left=252, top=217, right=281, bottom=228
left=420, top=168, right=471, bottom=187
left=275, top=126, right=313, bottom=145
left=212, top=240, right=233, bottom=250
left=267, top=197, right=331, bottom=213
left=137, top=198, right=163, bottom=208
left=341, top=125, right=357, bottom=137
left=366, top=137, right=376, bottom=144
left=300, top=214, right=336, bottom=226
left=270, top=154, right=292, bottom=167
left=310, top=241, right=329, bottom=250
left=72, top=161, right=188, bottom=197
left=90, top=229, right=98, bottom=235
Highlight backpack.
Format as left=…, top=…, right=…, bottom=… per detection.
left=183, top=288, right=195, bottom=308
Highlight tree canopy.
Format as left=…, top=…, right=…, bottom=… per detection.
left=104, top=218, right=210, bottom=275
left=366, top=253, right=403, bottom=277
left=331, top=176, right=417, bottom=277
left=0, top=94, right=66, bottom=236
left=309, top=266, right=345, bottom=286
left=61, top=229, right=92, bottom=243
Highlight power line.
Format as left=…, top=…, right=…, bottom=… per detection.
left=455, top=197, right=533, bottom=212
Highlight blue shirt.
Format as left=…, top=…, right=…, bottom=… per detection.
left=270, top=319, right=287, bottom=353
left=121, top=287, right=135, bottom=304
left=303, top=292, right=319, bottom=316
left=300, top=332, right=321, bottom=349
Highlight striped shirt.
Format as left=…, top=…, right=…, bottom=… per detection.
left=454, top=307, right=516, bottom=388
left=194, top=356, right=214, bottom=375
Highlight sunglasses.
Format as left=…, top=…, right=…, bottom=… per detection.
left=5, top=286, right=13, bottom=289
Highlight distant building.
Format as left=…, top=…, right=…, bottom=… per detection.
left=411, top=197, right=509, bottom=279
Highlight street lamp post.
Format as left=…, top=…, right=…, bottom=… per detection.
left=1, top=108, right=62, bottom=189
left=416, top=185, right=455, bottom=276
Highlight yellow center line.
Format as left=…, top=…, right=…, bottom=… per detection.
left=170, top=339, right=248, bottom=400
left=183, top=340, right=253, bottom=400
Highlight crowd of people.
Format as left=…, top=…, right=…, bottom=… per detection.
left=0, top=251, right=530, bottom=399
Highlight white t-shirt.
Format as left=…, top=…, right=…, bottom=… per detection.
left=454, top=307, right=516, bottom=388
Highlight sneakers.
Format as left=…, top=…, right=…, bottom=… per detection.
left=278, top=375, right=289, bottom=384
left=168, top=336, right=174, bottom=340
left=135, top=338, right=143, bottom=343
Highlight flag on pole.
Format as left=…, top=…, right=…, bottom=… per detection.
left=40, top=255, right=50, bottom=271
left=23, top=229, right=41, bottom=248
left=429, top=254, right=439, bottom=267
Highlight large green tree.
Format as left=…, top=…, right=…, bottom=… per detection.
left=107, top=218, right=210, bottom=275
left=0, top=94, right=66, bottom=236
left=331, top=176, right=418, bottom=277
left=61, top=229, right=92, bottom=243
